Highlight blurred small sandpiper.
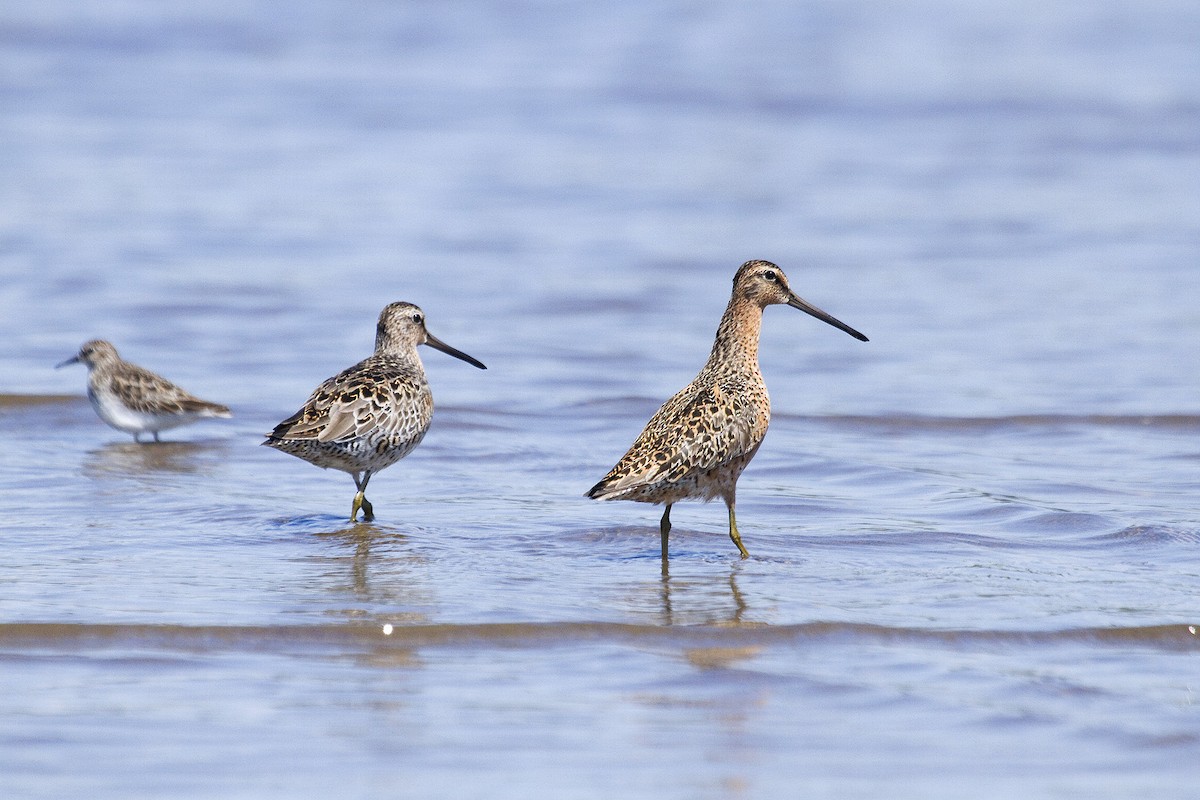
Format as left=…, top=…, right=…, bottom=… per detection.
left=57, top=339, right=232, bottom=443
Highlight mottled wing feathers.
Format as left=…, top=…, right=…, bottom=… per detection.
left=266, top=359, right=430, bottom=446
left=266, top=375, right=343, bottom=441
left=106, top=362, right=231, bottom=417
left=588, top=379, right=765, bottom=499
left=316, top=402, right=360, bottom=443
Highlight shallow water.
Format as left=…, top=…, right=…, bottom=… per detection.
left=2, top=1, right=1200, bottom=797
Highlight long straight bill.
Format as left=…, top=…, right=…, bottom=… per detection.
left=424, top=332, right=488, bottom=369
left=786, top=293, right=869, bottom=342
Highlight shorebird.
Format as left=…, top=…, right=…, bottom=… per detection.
left=264, top=302, right=486, bottom=522
left=57, top=339, right=232, bottom=442
left=586, top=260, right=867, bottom=561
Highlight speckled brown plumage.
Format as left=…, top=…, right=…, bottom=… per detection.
left=264, top=302, right=486, bottom=522
left=587, top=260, right=868, bottom=561
left=57, top=339, right=231, bottom=442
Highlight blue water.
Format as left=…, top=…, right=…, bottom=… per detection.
left=1, top=1, right=1199, bottom=798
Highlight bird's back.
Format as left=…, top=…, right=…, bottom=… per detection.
left=96, top=359, right=230, bottom=416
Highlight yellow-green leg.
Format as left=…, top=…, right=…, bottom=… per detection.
left=727, top=502, right=749, bottom=559
left=351, top=471, right=376, bottom=522
left=351, top=491, right=375, bottom=522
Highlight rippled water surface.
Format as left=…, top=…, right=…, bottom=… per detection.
left=2, top=1, right=1199, bottom=798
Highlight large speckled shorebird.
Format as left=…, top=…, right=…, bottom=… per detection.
left=264, top=302, right=486, bottom=522
left=587, top=260, right=868, bottom=561
left=57, top=339, right=232, bottom=442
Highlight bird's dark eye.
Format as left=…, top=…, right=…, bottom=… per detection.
left=411, top=314, right=423, bottom=324
left=764, top=270, right=778, bottom=282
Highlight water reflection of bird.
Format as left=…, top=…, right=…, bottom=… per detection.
left=587, top=260, right=867, bottom=562
left=264, top=302, right=486, bottom=522
left=82, top=441, right=225, bottom=479
left=57, top=339, right=231, bottom=442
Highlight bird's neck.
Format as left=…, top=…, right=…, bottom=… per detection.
left=704, top=295, right=764, bottom=372
left=373, top=347, right=424, bottom=372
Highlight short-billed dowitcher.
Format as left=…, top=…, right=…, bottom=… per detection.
left=57, top=339, right=232, bottom=442
left=264, top=302, right=486, bottom=522
left=587, top=260, right=867, bottom=561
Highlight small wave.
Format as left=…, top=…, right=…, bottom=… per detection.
left=0, top=393, right=79, bottom=409
left=272, top=513, right=350, bottom=528
left=1085, top=525, right=1200, bottom=546
left=1, top=620, right=1195, bottom=655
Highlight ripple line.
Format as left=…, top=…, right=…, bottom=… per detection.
left=0, top=621, right=1195, bottom=654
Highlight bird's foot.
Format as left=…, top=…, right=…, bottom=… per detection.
left=728, top=510, right=750, bottom=559
left=730, top=531, right=750, bottom=559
